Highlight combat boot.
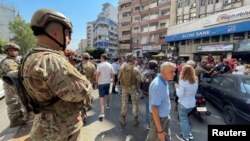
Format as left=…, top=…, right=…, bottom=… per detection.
left=119, top=115, right=126, bottom=126
left=9, top=119, right=27, bottom=128
left=133, top=117, right=139, bottom=127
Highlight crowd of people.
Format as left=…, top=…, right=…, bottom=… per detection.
left=1, top=8, right=250, bottom=141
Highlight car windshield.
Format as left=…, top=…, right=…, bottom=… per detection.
left=241, top=78, right=250, bottom=95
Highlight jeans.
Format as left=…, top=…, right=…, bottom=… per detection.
left=145, top=96, right=149, bottom=126
left=178, top=103, right=194, bottom=139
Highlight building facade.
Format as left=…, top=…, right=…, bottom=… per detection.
left=0, top=3, right=15, bottom=42
left=87, top=22, right=94, bottom=47
left=77, top=39, right=87, bottom=55
left=118, top=0, right=171, bottom=57
left=166, top=0, right=250, bottom=62
left=86, top=3, right=118, bottom=58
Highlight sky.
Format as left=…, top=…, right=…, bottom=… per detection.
left=8, top=0, right=118, bottom=51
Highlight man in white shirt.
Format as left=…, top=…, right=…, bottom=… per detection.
left=112, top=58, right=120, bottom=94
left=233, top=61, right=245, bottom=75
left=96, top=54, right=115, bottom=120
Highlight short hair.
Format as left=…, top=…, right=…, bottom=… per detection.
left=160, top=62, right=176, bottom=73
left=101, top=54, right=108, bottom=60
left=148, top=60, right=158, bottom=70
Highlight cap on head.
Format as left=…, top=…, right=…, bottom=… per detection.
left=30, top=8, right=72, bottom=36
left=2, top=43, right=20, bottom=54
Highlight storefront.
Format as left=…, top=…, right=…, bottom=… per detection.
left=165, top=5, right=250, bottom=62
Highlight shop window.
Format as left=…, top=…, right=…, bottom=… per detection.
left=175, top=41, right=180, bottom=46
left=181, top=40, right=186, bottom=45
left=202, top=37, right=210, bottom=43
left=215, top=0, right=220, bottom=3
left=248, top=32, right=250, bottom=39
left=212, top=36, right=220, bottom=42
left=169, top=42, right=174, bottom=46
left=233, top=32, right=245, bottom=40
left=194, top=38, right=201, bottom=44
left=187, top=40, right=192, bottom=45
left=222, top=34, right=230, bottom=41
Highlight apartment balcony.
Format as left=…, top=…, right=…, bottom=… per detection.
left=131, top=0, right=140, bottom=5
left=120, top=44, right=131, bottom=50
left=119, top=0, right=131, bottom=5
left=119, top=26, right=131, bottom=32
left=119, top=35, right=131, bottom=41
left=120, top=7, right=132, bottom=13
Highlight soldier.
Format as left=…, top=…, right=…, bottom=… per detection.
left=0, top=43, right=27, bottom=127
left=23, top=9, right=92, bottom=141
left=81, top=52, right=96, bottom=84
left=118, top=54, right=141, bottom=126
left=81, top=52, right=95, bottom=111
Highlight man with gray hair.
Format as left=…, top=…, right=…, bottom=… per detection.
left=146, top=62, right=176, bottom=141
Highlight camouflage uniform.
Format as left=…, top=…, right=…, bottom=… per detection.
left=22, top=46, right=92, bottom=141
left=118, top=62, right=141, bottom=126
left=81, top=61, right=96, bottom=83
left=0, top=56, right=27, bottom=125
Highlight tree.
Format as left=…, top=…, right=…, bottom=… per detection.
left=0, top=38, right=6, bottom=54
left=85, top=47, right=106, bottom=59
left=9, top=18, right=36, bottom=55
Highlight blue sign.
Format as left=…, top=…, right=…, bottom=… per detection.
left=166, top=20, right=250, bottom=42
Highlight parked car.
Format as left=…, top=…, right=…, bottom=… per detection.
left=199, top=74, right=250, bottom=124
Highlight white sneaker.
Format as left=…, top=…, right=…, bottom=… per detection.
left=188, top=133, right=194, bottom=140
left=99, top=113, right=105, bottom=118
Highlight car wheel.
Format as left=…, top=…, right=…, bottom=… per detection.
left=223, top=105, right=236, bottom=125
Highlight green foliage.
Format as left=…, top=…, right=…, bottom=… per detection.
left=85, top=47, right=106, bottom=59
left=0, top=38, right=6, bottom=54
left=9, top=19, right=36, bottom=55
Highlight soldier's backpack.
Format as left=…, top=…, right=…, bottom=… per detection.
left=121, top=65, right=134, bottom=87
left=2, top=50, right=60, bottom=114
left=142, top=71, right=157, bottom=96
left=0, top=58, right=7, bottom=78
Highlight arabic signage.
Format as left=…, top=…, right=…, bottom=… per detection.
left=142, top=45, right=161, bottom=51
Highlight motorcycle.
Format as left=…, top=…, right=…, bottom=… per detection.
left=192, top=93, right=211, bottom=121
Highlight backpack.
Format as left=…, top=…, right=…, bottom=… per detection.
left=2, top=49, right=60, bottom=114
left=121, top=65, right=134, bottom=87
left=142, top=71, right=157, bottom=95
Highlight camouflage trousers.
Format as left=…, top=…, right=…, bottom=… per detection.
left=120, top=85, right=138, bottom=118
left=3, top=82, right=27, bottom=121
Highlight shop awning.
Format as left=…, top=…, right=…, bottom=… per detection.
left=165, top=20, right=250, bottom=42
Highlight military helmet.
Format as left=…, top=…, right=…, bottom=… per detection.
left=82, top=52, right=90, bottom=59
left=2, top=43, right=20, bottom=54
left=126, top=53, right=136, bottom=61
left=30, top=9, right=72, bottom=36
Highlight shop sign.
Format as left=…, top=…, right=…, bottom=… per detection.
left=142, top=45, right=161, bottom=51
left=203, top=5, right=250, bottom=27
left=166, top=21, right=250, bottom=42
left=238, top=40, right=250, bottom=51
left=197, top=44, right=233, bottom=52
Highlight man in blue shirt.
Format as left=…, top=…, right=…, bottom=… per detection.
left=146, top=62, right=176, bottom=141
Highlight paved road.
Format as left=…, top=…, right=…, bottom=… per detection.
left=0, top=88, right=225, bottom=141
